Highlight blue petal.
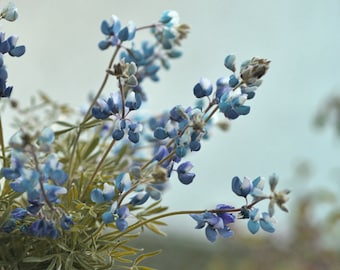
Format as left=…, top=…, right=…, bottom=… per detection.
left=90, top=188, right=105, bottom=203
left=98, top=40, right=111, bottom=50
left=218, top=226, right=234, bottom=238
left=224, top=54, right=236, bottom=72
left=178, top=172, right=195, bottom=185
left=116, top=218, right=128, bottom=231
left=154, top=127, right=168, bottom=140
left=234, top=105, right=250, bottom=116
left=102, top=211, right=114, bottom=224
left=260, top=216, right=275, bottom=233
left=228, top=74, right=239, bottom=87
left=205, top=225, right=218, bottom=243
left=9, top=45, right=25, bottom=57
left=247, top=220, right=260, bottom=234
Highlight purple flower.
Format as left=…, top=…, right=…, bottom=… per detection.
left=177, top=161, right=195, bottom=185
left=191, top=205, right=235, bottom=242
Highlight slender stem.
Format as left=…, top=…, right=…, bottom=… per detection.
left=80, top=139, right=116, bottom=201
left=29, top=144, right=55, bottom=211
left=112, top=197, right=267, bottom=240
left=68, top=44, right=121, bottom=179
left=0, top=116, right=7, bottom=167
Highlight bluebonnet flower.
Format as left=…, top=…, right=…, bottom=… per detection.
left=28, top=218, right=59, bottom=239
left=92, top=91, right=123, bottom=120
left=115, top=172, right=132, bottom=193
left=193, top=77, right=213, bottom=98
left=1, top=218, right=16, bottom=233
left=91, top=183, right=115, bottom=203
left=98, top=15, right=136, bottom=50
left=247, top=208, right=275, bottom=234
left=191, top=204, right=235, bottom=243
left=232, top=176, right=253, bottom=198
left=228, top=74, right=239, bottom=88
left=218, top=90, right=250, bottom=119
left=152, top=10, right=189, bottom=50
left=2, top=129, right=68, bottom=207
left=0, top=53, right=12, bottom=98
left=214, top=76, right=232, bottom=102
left=0, top=1, right=18, bottom=22
left=0, top=32, right=25, bottom=57
left=127, top=122, right=143, bottom=143
left=11, top=207, right=28, bottom=220
left=102, top=204, right=129, bottom=231
left=176, top=161, right=195, bottom=184
left=0, top=32, right=25, bottom=98
left=60, top=214, right=74, bottom=230
left=129, top=191, right=150, bottom=206
left=224, top=54, right=236, bottom=72
left=250, top=176, right=266, bottom=200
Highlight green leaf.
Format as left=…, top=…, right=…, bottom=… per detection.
left=46, top=257, right=58, bottom=270
left=137, top=266, right=158, bottom=270
left=22, top=254, right=56, bottom=263
left=55, top=121, right=76, bottom=128
left=145, top=223, right=167, bottom=237
left=81, top=136, right=100, bottom=160
left=134, top=250, right=162, bottom=266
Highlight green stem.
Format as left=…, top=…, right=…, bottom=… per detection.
left=68, top=44, right=121, bottom=179
left=80, top=139, right=116, bottom=201
left=29, top=144, right=55, bottom=211
left=111, top=197, right=267, bottom=241
left=0, top=116, right=7, bottom=167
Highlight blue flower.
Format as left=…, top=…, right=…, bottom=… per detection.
left=11, top=207, right=28, bottom=220
left=98, top=15, right=136, bottom=49
left=0, top=53, right=13, bottom=98
left=193, top=78, right=213, bottom=98
left=247, top=208, right=275, bottom=234
left=28, top=218, right=59, bottom=239
left=1, top=218, right=16, bottom=233
left=232, top=176, right=253, bottom=198
left=177, top=161, right=195, bottom=185
left=191, top=208, right=235, bottom=243
left=115, top=172, right=132, bottom=193
left=129, top=192, right=149, bottom=206
left=92, top=92, right=122, bottom=120
left=102, top=204, right=130, bottom=231
left=60, top=214, right=74, bottom=230
left=127, top=122, right=143, bottom=143
left=224, top=54, right=236, bottom=72
left=0, top=33, right=25, bottom=57
left=91, top=183, right=115, bottom=203
left=118, top=21, right=136, bottom=42
left=0, top=1, right=19, bottom=22
left=125, top=91, right=142, bottom=111
left=218, top=91, right=250, bottom=119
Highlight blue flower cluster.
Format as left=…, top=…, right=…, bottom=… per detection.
left=0, top=32, right=25, bottom=98
left=232, top=175, right=289, bottom=234
left=191, top=204, right=235, bottom=243
left=189, top=174, right=288, bottom=242
left=98, top=10, right=188, bottom=101
left=1, top=128, right=72, bottom=238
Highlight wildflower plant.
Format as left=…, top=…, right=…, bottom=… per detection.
left=0, top=3, right=290, bottom=269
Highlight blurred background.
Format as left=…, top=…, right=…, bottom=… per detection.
left=1, top=0, right=340, bottom=269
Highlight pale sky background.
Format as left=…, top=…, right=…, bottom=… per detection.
left=2, top=0, right=340, bottom=241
